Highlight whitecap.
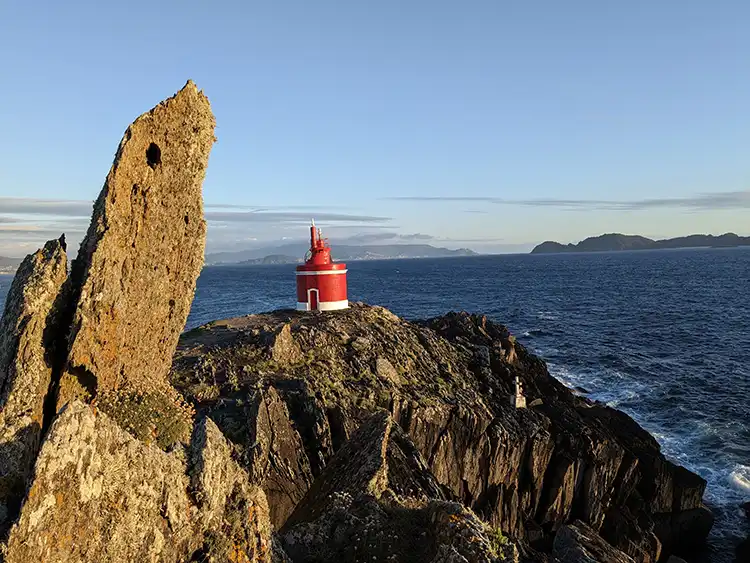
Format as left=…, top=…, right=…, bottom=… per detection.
left=730, top=465, right=750, bottom=492
left=536, top=311, right=558, bottom=320
left=522, top=329, right=545, bottom=338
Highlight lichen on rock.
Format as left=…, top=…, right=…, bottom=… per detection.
left=56, top=80, right=216, bottom=449
left=5, top=401, right=272, bottom=563
left=0, top=237, right=68, bottom=535
left=171, top=304, right=714, bottom=562
left=5, top=401, right=195, bottom=562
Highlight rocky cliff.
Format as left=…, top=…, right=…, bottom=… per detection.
left=0, top=81, right=717, bottom=563
left=170, top=305, right=714, bottom=562
left=0, top=82, right=275, bottom=563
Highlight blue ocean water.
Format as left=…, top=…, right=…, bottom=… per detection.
left=1, top=248, right=748, bottom=559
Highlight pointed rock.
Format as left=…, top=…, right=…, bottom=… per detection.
left=281, top=411, right=515, bottom=562
left=189, top=416, right=272, bottom=562
left=552, top=521, right=634, bottom=563
left=284, top=410, right=446, bottom=528
left=56, top=81, right=216, bottom=448
left=0, top=237, right=68, bottom=534
left=245, top=386, right=314, bottom=529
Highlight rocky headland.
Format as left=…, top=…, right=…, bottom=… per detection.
left=0, top=82, right=728, bottom=562
left=531, top=233, right=750, bottom=254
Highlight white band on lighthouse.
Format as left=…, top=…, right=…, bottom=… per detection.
left=295, top=269, right=348, bottom=276
left=297, top=300, right=349, bottom=311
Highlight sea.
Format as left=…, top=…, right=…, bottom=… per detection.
left=1, top=247, right=748, bottom=561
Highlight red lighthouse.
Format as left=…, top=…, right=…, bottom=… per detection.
left=296, top=220, right=348, bottom=311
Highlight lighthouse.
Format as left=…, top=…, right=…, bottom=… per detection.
left=296, top=220, right=349, bottom=311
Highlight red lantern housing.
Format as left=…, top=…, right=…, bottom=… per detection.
left=296, top=221, right=348, bottom=311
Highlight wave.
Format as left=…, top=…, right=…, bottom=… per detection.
left=522, top=329, right=547, bottom=338
left=730, top=465, right=750, bottom=492
left=548, top=361, right=750, bottom=547
left=536, top=311, right=558, bottom=320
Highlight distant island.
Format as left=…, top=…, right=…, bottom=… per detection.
left=531, top=232, right=750, bottom=254
left=207, top=244, right=476, bottom=266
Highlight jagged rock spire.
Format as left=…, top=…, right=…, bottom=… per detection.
left=0, top=238, right=68, bottom=535
left=55, top=80, right=216, bottom=447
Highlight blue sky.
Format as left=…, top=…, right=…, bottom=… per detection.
left=1, top=0, right=748, bottom=256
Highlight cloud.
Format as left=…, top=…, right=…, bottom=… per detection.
left=341, top=232, right=433, bottom=244
left=0, top=227, right=83, bottom=236
left=387, top=190, right=750, bottom=211
left=0, top=196, right=393, bottom=257
left=0, top=197, right=93, bottom=217
left=436, top=236, right=506, bottom=243
left=205, top=211, right=390, bottom=224
left=0, top=197, right=389, bottom=222
left=205, top=203, right=352, bottom=211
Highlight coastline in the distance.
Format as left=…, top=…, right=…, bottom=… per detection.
left=531, top=232, right=750, bottom=254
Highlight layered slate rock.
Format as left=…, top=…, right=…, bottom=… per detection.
left=188, top=382, right=315, bottom=529
left=552, top=521, right=634, bottom=563
left=280, top=411, right=516, bottom=562
left=171, top=304, right=715, bottom=562
left=0, top=237, right=68, bottom=534
left=189, top=417, right=273, bottom=562
left=57, top=80, right=216, bottom=449
left=243, top=387, right=314, bottom=528
left=6, top=402, right=271, bottom=563
left=284, top=410, right=446, bottom=528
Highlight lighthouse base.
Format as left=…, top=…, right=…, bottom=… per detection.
left=297, top=299, right=349, bottom=312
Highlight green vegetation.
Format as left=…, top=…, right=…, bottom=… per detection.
left=97, top=388, right=192, bottom=450
left=488, top=526, right=509, bottom=559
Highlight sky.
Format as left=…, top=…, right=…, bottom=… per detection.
left=1, top=0, right=749, bottom=257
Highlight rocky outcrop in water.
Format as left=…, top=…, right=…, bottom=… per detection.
left=56, top=80, right=215, bottom=449
left=737, top=503, right=750, bottom=562
left=172, top=306, right=714, bottom=562
left=0, top=237, right=68, bottom=534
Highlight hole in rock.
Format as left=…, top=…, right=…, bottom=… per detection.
left=146, top=143, right=161, bottom=169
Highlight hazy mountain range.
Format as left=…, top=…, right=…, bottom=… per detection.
left=206, top=243, right=476, bottom=265
left=532, top=232, right=750, bottom=254
left=0, top=244, right=477, bottom=274
left=3, top=233, right=746, bottom=274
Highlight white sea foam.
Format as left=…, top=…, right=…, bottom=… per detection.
left=546, top=362, right=750, bottom=529
left=537, top=311, right=558, bottom=320
left=522, top=329, right=545, bottom=338
left=548, top=365, right=586, bottom=389
left=730, top=465, right=750, bottom=492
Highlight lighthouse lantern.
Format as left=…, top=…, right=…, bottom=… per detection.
left=296, top=220, right=349, bottom=311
